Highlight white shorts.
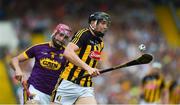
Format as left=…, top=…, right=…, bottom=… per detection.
left=139, top=99, right=159, bottom=105
left=52, top=79, right=95, bottom=105
left=22, top=84, right=51, bottom=104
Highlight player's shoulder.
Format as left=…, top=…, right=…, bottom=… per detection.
left=25, top=42, right=50, bottom=51
left=32, top=42, right=50, bottom=47
left=74, top=28, right=89, bottom=37
left=27, top=42, right=50, bottom=50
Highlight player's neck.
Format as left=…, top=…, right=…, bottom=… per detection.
left=50, top=41, right=55, bottom=48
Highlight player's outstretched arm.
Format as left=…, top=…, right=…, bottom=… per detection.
left=10, top=53, right=28, bottom=81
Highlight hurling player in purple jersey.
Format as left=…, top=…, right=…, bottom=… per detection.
left=10, top=23, right=72, bottom=104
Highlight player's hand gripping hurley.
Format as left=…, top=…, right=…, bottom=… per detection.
left=74, top=53, right=153, bottom=83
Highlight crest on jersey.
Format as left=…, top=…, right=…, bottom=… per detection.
left=59, top=53, right=64, bottom=59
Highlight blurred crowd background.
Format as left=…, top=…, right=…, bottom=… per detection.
left=0, top=0, right=180, bottom=104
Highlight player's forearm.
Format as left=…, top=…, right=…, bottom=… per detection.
left=64, top=48, right=91, bottom=71
left=10, top=57, right=22, bottom=72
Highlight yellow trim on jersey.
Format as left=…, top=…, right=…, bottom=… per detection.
left=72, top=29, right=86, bottom=44
left=23, top=42, right=50, bottom=53
left=22, top=42, right=50, bottom=59
left=23, top=52, right=29, bottom=59
left=72, top=29, right=88, bottom=44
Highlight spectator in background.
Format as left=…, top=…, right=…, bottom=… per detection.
left=167, top=79, right=180, bottom=104
left=139, top=62, right=166, bottom=104
left=10, top=23, right=72, bottom=104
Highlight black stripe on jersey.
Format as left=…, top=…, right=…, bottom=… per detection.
left=76, top=70, right=85, bottom=84
left=67, top=66, right=78, bottom=81
left=92, top=60, right=97, bottom=68
left=67, top=46, right=87, bottom=81
left=76, top=45, right=94, bottom=85
left=90, top=80, right=93, bottom=87
left=84, top=76, right=90, bottom=87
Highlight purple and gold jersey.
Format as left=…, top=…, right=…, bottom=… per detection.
left=23, top=42, right=66, bottom=95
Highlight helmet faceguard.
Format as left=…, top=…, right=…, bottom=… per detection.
left=88, top=12, right=111, bottom=37
left=51, top=24, right=72, bottom=48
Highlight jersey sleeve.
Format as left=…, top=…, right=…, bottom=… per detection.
left=71, top=29, right=88, bottom=48
left=23, top=45, right=36, bottom=59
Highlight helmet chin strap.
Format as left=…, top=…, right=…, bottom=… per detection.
left=89, top=20, right=104, bottom=37
left=89, top=20, right=97, bottom=30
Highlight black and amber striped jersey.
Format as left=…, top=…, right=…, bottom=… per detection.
left=141, top=73, right=165, bottom=103
left=168, top=80, right=180, bottom=104
left=60, top=28, right=104, bottom=87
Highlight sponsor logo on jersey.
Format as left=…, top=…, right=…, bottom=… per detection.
left=89, top=51, right=101, bottom=60
left=145, top=83, right=158, bottom=90
left=40, top=58, right=61, bottom=70
left=41, top=52, right=48, bottom=55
